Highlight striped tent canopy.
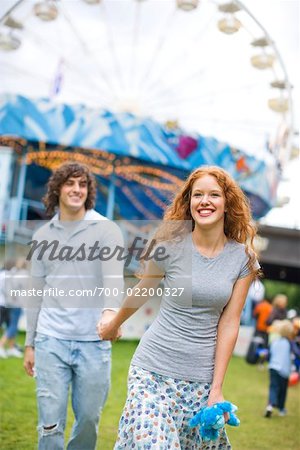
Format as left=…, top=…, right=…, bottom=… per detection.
left=0, top=94, right=279, bottom=219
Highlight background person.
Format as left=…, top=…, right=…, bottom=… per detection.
left=266, top=294, right=288, bottom=326
left=264, top=319, right=295, bottom=418
left=0, top=261, right=12, bottom=358
left=99, top=166, right=260, bottom=449
left=0, top=258, right=28, bottom=358
left=290, top=316, right=300, bottom=374
left=241, top=279, right=265, bottom=326
left=23, top=162, right=124, bottom=450
left=253, top=295, right=273, bottom=347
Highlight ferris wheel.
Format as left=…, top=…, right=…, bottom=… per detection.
left=0, top=0, right=294, bottom=167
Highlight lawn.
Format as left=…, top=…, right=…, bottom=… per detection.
left=0, top=338, right=299, bottom=450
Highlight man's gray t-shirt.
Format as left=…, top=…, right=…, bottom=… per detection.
left=132, top=233, right=258, bottom=383
left=25, top=209, right=124, bottom=345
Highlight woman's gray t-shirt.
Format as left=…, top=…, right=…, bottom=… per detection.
left=131, top=234, right=257, bottom=383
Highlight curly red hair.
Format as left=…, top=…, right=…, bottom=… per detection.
left=154, top=165, right=259, bottom=272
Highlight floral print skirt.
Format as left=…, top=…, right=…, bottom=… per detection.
left=114, top=365, right=231, bottom=450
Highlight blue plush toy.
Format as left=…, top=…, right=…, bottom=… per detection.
left=189, top=401, right=240, bottom=442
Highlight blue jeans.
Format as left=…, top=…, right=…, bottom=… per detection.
left=268, top=368, right=288, bottom=411
left=5, top=307, right=22, bottom=339
left=34, top=334, right=111, bottom=450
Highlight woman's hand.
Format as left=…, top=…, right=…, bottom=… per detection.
left=207, top=387, right=229, bottom=423
left=97, top=310, right=121, bottom=341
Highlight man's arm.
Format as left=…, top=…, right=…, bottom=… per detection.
left=96, top=222, right=125, bottom=338
left=101, top=223, right=125, bottom=311
left=24, top=275, right=44, bottom=377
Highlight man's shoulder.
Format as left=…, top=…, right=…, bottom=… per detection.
left=86, top=210, right=123, bottom=243
left=87, top=210, right=121, bottom=230
left=31, top=221, right=53, bottom=241
left=85, top=209, right=108, bottom=221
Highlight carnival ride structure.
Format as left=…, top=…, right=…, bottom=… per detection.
left=0, top=0, right=294, bottom=223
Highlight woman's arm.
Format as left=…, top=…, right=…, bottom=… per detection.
left=98, top=260, right=164, bottom=340
left=24, top=275, right=45, bottom=377
left=208, top=273, right=254, bottom=405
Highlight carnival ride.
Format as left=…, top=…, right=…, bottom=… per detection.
left=0, top=0, right=295, bottom=221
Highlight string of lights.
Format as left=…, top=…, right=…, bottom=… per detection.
left=115, top=165, right=183, bottom=190
left=26, top=150, right=114, bottom=176
left=0, top=136, right=27, bottom=155
left=144, top=187, right=171, bottom=210
left=0, top=137, right=182, bottom=195
left=120, top=184, right=158, bottom=220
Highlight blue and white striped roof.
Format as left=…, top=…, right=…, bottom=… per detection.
left=0, top=94, right=280, bottom=217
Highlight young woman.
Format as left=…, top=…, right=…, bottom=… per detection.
left=99, top=166, right=260, bottom=449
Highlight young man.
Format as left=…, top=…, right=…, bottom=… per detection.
left=24, top=162, right=124, bottom=450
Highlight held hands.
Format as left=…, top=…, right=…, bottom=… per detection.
left=97, top=310, right=122, bottom=341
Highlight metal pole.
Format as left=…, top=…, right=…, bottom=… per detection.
left=7, top=149, right=27, bottom=241
left=106, top=169, right=116, bottom=220
left=16, top=152, right=28, bottom=221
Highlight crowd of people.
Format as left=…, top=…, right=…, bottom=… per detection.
left=247, top=290, right=300, bottom=418
left=0, top=161, right=299, bottom=450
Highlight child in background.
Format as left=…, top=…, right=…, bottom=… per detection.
left=265, top=319, right=294, bottom=418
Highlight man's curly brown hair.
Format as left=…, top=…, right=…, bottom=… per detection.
left=43, top=162, right=97, bottom=217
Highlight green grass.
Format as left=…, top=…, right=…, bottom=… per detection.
left=0, top=338, right=299, bottom=450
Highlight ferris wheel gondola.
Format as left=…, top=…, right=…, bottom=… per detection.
left=0, top=0, right=296, bottom=224
left=0, top=0, right=294, bottom=166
